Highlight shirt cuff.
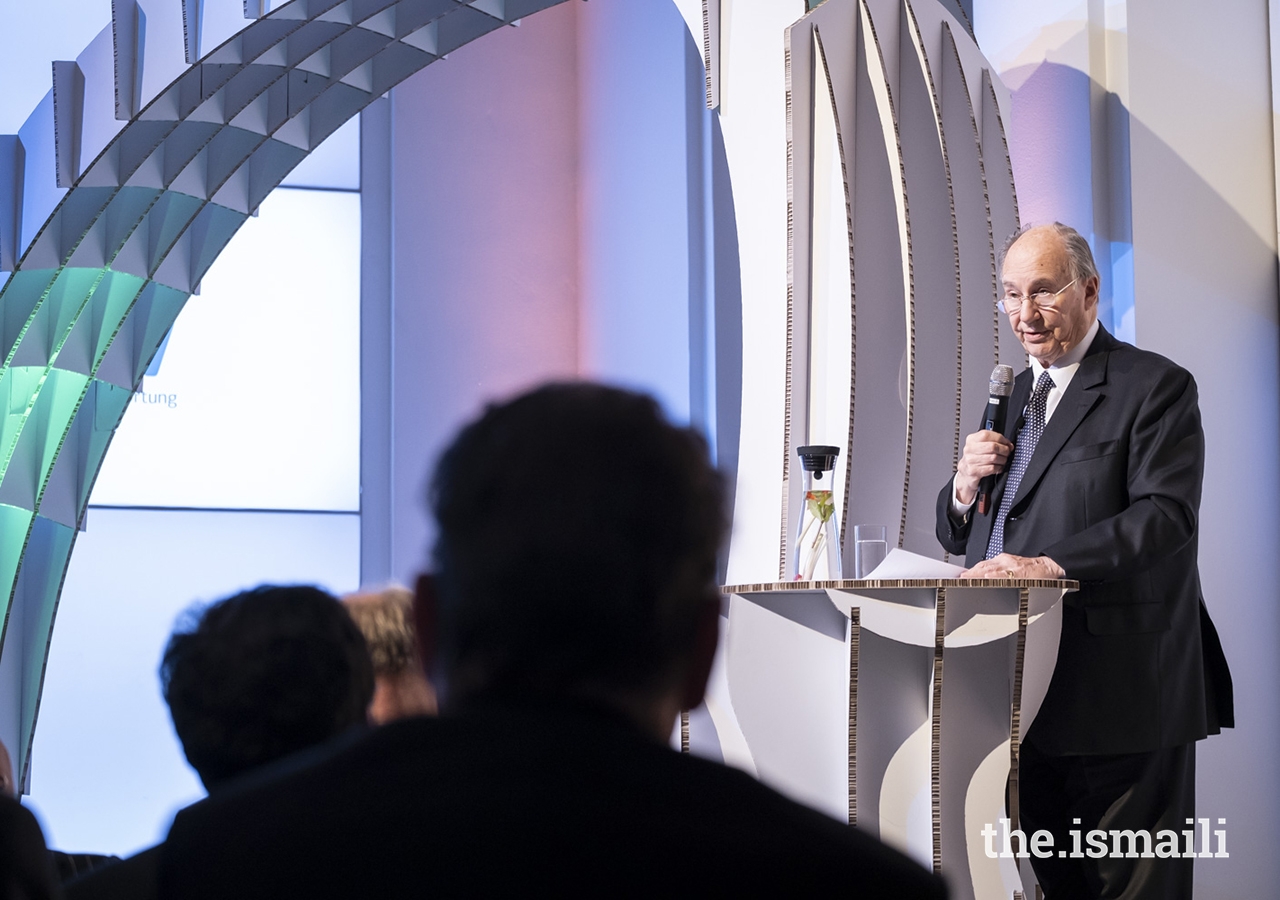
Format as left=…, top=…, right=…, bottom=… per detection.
left=950, top=475, right=976, bottom=519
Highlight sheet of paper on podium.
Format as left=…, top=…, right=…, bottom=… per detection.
left=865, top=548, right=964, bottom=579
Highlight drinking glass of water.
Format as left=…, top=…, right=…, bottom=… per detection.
left=853, top=524, right=888, bottom=578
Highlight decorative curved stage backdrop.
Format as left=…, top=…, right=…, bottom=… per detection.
left=777, top=0, right=1022, bottom=579
left=0, top=0, right=573, bottom=781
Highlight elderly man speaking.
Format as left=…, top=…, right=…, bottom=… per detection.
left=937, top=223, right=1233, bottom=899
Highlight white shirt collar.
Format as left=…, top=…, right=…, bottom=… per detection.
left=1028, top=317, right=1100, bottom=386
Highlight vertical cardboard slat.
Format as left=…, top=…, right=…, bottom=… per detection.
left=52, top=61, right=85, bottom=189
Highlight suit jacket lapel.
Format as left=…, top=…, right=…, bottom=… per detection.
left=1007, top=327, right=1114, bottom=513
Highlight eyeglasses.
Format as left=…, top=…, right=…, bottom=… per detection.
left=997, top=277, right=1077, bottom=315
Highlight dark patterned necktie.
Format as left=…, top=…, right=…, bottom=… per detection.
left=985, top=371, right=1054, bottom=559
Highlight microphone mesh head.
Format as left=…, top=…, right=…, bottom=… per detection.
left=989, top=364, right=1014, bottom=398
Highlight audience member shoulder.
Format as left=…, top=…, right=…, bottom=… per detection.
left=670, top=750, right=947, bottom=898
left=64, top=845, right=159, bottom=900
left=0, top=796, right=61, bottom=900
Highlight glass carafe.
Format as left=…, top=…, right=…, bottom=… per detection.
left=793, top=445, right=842, bottom=580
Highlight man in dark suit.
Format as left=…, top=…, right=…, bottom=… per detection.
left=157, top=383, right=946, bottom=898
left=937, top=224, right=1232, bottom=899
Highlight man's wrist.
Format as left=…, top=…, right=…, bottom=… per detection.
left=950, top=475, right=977, bottom=517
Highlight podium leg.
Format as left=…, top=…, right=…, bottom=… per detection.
left=1009, top=587, right=1030, bottom=875
left=847, top=607, right=860, bottom=826
left=931, top=586, right=947, bottom=875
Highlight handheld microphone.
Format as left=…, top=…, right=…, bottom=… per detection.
left=977, top=365, right=1014, bottom=515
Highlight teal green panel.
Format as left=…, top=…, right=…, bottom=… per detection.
left=78, top=380, right=132, bottom=511
left=1, top=269, right=59, bottom=365
left=29, top=369, right=93, bottom=492
left=131, top=283, right=191, bottom=384
left=188, top=203, right=250, bottom=288
left=103, top=187, right=165, bottom=259
left=147, top=192, right=206, bottom=271
left=56, top=188, right=119, bottom=254
left=88, top=271, right=148, bottom=367
left=0, top=504, right=35, bottom=625
left=14, top=516, right=76, bottom=782
left=0, top=367, right=46, bottom=477
left=44, top=268, right=108, bottom=361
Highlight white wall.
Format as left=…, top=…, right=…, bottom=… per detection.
left=1126, top=3, right=1279, bottom=895
left=368, top=4, right=583, bottom=586
left=363, top=0, right=733, bottom=587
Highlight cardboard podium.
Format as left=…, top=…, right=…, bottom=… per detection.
left=721, top=578, right=1077, bottom=900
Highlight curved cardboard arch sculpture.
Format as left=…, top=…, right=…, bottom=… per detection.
left=0, top=0, right=572, bottom=779
left=779, top=0, right=1021, bottom=576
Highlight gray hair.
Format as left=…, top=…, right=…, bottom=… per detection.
left=999, top=222, right=1099, bottom=285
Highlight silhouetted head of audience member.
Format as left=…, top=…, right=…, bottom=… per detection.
left=418, top=383, right=727, bottom=740
left=161, top=585, right=375, bottom=790
left=343, top=586, right=437, bottom=724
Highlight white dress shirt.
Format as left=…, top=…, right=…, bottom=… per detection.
left=951, top=317, right=1101, bottom=516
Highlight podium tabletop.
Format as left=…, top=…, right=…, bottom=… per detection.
left=722, top=577, right=1079, bottom=593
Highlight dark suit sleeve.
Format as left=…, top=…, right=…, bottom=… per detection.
left=936, top=477, right=972, bottom=556
left=1040, top=366, right=1202, bottom=586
